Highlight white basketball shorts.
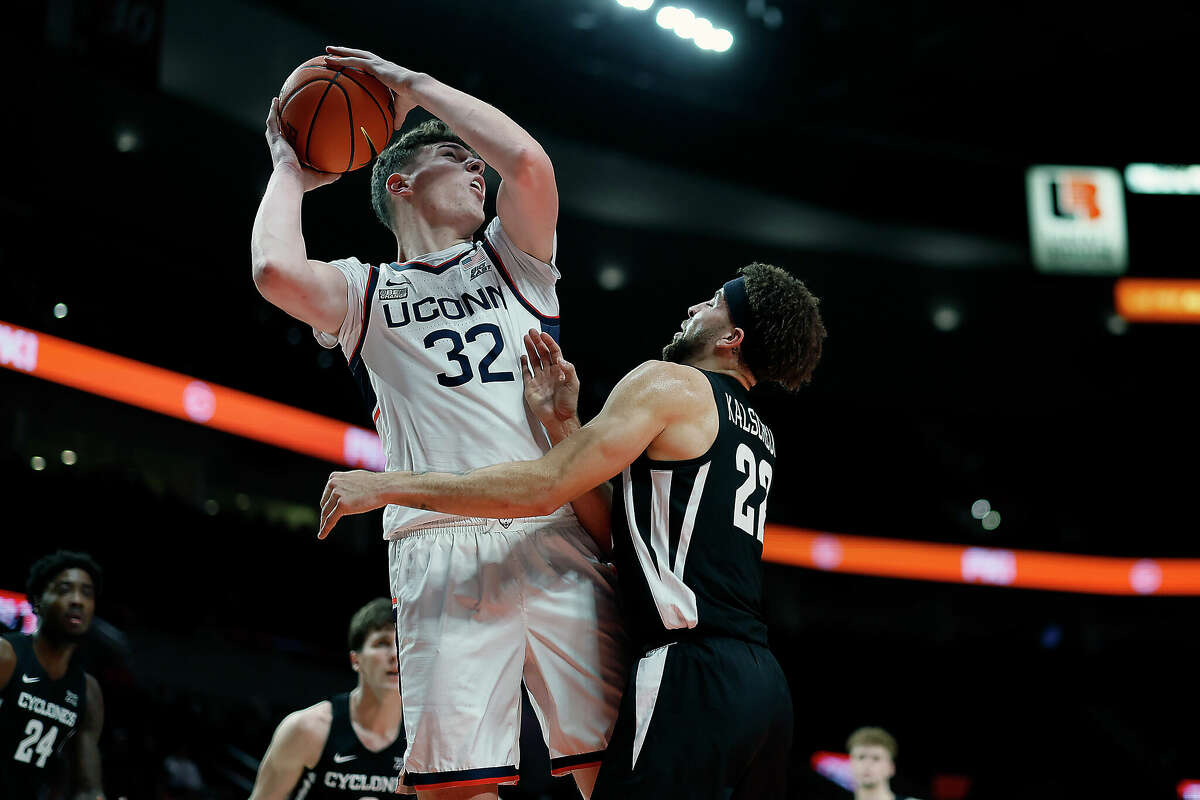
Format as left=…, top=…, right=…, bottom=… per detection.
left=389, top=518, right=628, bottom=792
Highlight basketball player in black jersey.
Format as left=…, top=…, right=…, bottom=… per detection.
left=317, top=262, right=826, bottom=798
left=249, top=598, right=410, bottom=799
left=0, top=550, right=106, bottom=800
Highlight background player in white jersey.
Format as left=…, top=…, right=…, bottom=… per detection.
left=316, top=262, right=826, bottom=798
left=0, top=551, right=106, bottom=800
left=251, top=46, right=624, bottom=799
left=249, top=598, right=409, bottom=800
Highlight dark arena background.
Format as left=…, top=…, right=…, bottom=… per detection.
left=3, top=1, right=1199, bottom=798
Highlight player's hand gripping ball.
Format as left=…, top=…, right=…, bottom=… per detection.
left=278, top=56, right=395, bottom=174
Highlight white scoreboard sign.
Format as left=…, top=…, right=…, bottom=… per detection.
left=1026, top=165, right=1128, bottom=274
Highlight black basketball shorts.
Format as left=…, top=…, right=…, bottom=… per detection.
left=592, top=636, right=793, bottom=800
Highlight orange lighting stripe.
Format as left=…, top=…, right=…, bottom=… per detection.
left=763, top=526, right=1200, bottom=596
left=7, top=322, right=1200, bottom=596
left=1114, top=278, right=1200, bottom=323
left=0, top=321, right=383, bottom=469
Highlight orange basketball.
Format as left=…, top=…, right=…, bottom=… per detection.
left=279, top=57, right=395, bottom=174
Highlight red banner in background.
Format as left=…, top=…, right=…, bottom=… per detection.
left=8, top=321, right=1200, bottom=597
left=762, top=527, right=1200, bottom=596
left=1115, top=278, right=1200, bottom=323
left=1, top=321, right=384, bottom=470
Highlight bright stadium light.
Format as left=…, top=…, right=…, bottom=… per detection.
left=616, top=0, right=654, bottom=9
left=654, top=5, right=734, bottom=51
left=692, top=17, right=716, bottom=47
left=672, top=8, right=697, bottom=38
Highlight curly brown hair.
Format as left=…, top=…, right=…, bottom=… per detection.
left=369, top=119, right=476, bottom=232
left=738, top=262, right=826, bottom=391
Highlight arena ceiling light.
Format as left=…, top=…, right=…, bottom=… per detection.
left=616, top=0, right=655, bottom=10
left=655, top=6, right=734, bottom=52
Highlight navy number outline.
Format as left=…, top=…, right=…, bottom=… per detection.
left=423, top=323, right=515, bottom=387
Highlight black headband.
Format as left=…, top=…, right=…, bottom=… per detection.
left=722, top=276, right=755, bottom=339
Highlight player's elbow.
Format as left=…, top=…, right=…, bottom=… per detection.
left=251, top=257, right=297, bottom=300
left=507, top=145, right=554, bottom=189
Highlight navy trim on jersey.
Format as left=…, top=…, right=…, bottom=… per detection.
left=347, top=265, right=381, bottom=423
left=348, top=265, right=380, bottom=370
left=480, top=238, right=560, bottom=324
left=549, top=750, right=605, bottom=775
left=404, top=764, right=519, bottom=789
left=390, top=248, right=472, bottom=275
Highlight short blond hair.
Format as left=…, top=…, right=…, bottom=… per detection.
left=847, top=726, right=898, bottom=759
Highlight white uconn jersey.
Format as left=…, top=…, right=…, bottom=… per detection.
left=316, top=217, right=575, bottom=536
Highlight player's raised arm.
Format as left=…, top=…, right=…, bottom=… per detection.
left=318, top=361, right=708, bottom=538
left=520, top=330, right=613, bottom=551
left=248, top=705, right=327, bottom=800
left=250, top=98, right=351, bottom=335
left=323, top=46, right=557, bottom=263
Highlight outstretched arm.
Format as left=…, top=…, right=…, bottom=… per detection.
left=318, top=361, right=697, bottom=539
left=250, top=98, right=349, bottom=334
left=322, top=47, right=557, bottom=262
left=520, top=330, right=613, bottom=552
left=70, top=674, right=105, bottom=800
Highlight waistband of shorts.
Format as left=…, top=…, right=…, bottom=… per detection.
left=640, top=629, right=768, bottom=657
left=385, top=515, right=580, bottom=541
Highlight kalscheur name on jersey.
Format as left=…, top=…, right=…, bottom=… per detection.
left=725, top=393, right=776, bottom=456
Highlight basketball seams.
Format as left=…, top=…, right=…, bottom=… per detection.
left=304, top=79, right=339, bottom=171
left=330, top=75, right=355, bottom=172
left=336, top=68, right=394, bottom=146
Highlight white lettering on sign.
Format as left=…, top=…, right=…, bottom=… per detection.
left=0, top=325, right=39, bottom=372
left=961, top=547, right=1017, bottom=586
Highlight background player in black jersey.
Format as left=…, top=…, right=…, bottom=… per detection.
left=0, top=550, right=106, bottom=800
left=848, top=726, right=923, bottom=800
left=316, top=261, right=826, bottom=799
left=248, top=598, right=410, bottom=799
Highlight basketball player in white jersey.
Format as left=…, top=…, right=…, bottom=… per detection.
left=251, top=46, right=624, bottom=799
left=316, top=263, right=827, bottom=798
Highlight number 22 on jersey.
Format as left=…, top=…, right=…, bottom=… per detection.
left=733, top=442, right=772, bottom=541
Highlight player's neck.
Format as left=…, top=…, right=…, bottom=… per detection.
left=855, top=785, right=895, bottom=800
left=350, top=683, right=404, bottom=737
left=684, top=354, right=755, bottom=391
left=394, top=217, right=471, bottom=264
left=31, top=630, right=77, bottom=679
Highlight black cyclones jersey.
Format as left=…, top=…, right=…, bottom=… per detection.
left=0, top=632, right=87, bottom=800
left=611, top=368, right=777, bottom=653
left=292, top=693, right=407, bottom=800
